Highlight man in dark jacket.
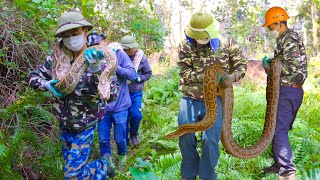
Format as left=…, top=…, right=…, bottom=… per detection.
left=87, top=31, right=136, bottom=169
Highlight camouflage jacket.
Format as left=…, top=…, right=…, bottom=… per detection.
left=274, top=29, right=307, bottom=85
left=29, top=52, right=109, bottom=133
left=178, top=37, right=247, bottom=100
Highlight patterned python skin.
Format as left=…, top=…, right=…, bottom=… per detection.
left=166, top=59, right=282, bottom=159
left=165, top=65, right=223, bottom=138
left=52, top=41, right=117, bottom=100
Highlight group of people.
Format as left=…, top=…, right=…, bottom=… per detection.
left=29, top=11, right=152, bottom=179
left=28, top=5, right=307, bottom=180
left=177, top=6, right=306, bottom=180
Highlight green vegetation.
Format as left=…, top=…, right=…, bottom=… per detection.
left=123, top=61, right=319, bottom=180
left=1, top=63, right=319, bottom=179
left=0, top=0, right=320, bottom=179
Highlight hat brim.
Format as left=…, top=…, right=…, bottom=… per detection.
left=121, top=42, right=139, bottom=49
left=55, top=20, right=93, bottom=37
left=185, top=26, right=210, bottom=40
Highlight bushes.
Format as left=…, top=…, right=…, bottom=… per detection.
left=0, top=104, right=61, bottom=179
left=144, top=67, right=181, bottom=106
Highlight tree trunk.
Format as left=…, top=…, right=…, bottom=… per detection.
left=179, top=0, right=183, bottom=45
left=311, top=3, right=319, bottom=56
left=190, top=0, right=193, bottom=15
left=163, top=0, right=174, bottom=47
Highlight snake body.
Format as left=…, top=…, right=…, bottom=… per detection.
left=52, top=41, right=117, bottom=100
left=166, top=59, right=282, bottom=159
left=165, top=65, right=222, bottom=138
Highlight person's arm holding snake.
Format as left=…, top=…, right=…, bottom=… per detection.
left=28, top=55, right=62, bottom=97
left=138, top=55, right=152, bottom=83
left=220, top=38, right=247, bottom=88
left=84, top=48, right=106, bottom=74
left=115, top=50, right=136, bottom=81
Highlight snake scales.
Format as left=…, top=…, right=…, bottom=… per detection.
left=166, top=59, right=282, bottom=159
left=52, top=41, right=117, bottom=100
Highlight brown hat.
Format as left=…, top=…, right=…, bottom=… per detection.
left=55, top=12, right=93, bottom=37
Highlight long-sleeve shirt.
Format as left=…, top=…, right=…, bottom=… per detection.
left=178, top=36, right=247, bottom=100
left=274, top=29, right=307, bottom=85
left=29, top=45, right=110, bottom=133
left=128, top=54, right=152, bottom=93
left=103, top=50, right=136, bottom=112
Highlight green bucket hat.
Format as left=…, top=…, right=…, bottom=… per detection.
left=185, top=12, right=220, bottom=40
left=120, top=35, right=139, bottom=49
left=55, top=12, right=93, bottom=37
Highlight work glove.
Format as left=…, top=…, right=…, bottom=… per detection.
left=135, top=72, right=141, bottom=82
left=43, top=79, right=62, bottom=97
left=218, top=72, right=235, bottom=89
left=84, top=48, right=104, bottom=73
left=261, top=56, right=272, bottom=74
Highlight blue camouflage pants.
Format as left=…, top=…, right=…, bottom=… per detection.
left=61, top=126, right=108, bottom=180
left=272, top=86, right=303, bottom=176
left=98, top=109, right=128, bottom=156
left=127, top=91, right=143, bottom=140
left=178, top=96, right=223, bottom=180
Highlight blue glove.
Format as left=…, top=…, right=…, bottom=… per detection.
left=135, top=72, right=141, bottom=82
left=84, top=48, right=104, bottom=73
left=261, top=56, right=272, bottom=66
left=43, top=79, right=62, bottom=97
left=84, top=48, right=104, bottom=63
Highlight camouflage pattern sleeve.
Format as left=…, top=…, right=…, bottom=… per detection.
left=279, top=32, right=307, bottom=84
left=226, top=38, right=247, bottom=82
left=28, top=55, right=53, bottom=90
left=178, top=41, right=202, bottom=84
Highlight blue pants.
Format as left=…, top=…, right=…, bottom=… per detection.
left=98, top=109, right=128, bottom=156
left=178, top=96, right=223, bottom=180
left=272, top=86, right=303, bottom=176
left=127, top=91, right=143, bottom=139
left=61, top=126, right=108, bottom=179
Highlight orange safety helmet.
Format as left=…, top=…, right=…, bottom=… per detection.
left=262, top=6, right=289, bottom=27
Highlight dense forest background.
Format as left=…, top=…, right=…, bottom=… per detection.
left=0, top=0, right=319, bottom=179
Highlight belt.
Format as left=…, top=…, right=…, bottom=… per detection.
left=281, top=83, right=302, bottom=89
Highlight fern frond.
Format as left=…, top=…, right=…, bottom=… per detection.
left=0, top=144, right=9, bottom=163
left=304, top=168, right=320, bottom=180
left=154, top=152, right=182, bottom=180
left=155, top=140, right=178, bottom=150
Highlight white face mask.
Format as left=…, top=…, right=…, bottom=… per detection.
left=270, top=30, right=280, bottom=39
left=196, top=38, right=210, bottom=45
left=63, top=34, right=86, bottom=51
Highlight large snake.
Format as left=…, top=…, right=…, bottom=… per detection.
left=52, top=41, right=117, bottom=100
left=166, top=59, right=282, bottom=159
